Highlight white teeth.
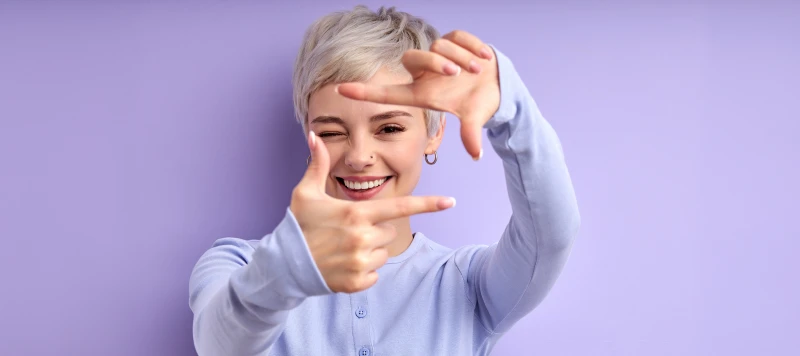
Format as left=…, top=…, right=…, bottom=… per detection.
left=343, top=178, right=387, bottom=191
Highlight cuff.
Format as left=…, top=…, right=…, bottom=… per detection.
left=273, top=207, right=333, bottom=297
left=484, top=44, right=526, bottom=131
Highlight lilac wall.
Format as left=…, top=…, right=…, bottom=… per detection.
left=1, top=1, right=797, bottom=355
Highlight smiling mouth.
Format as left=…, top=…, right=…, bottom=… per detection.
left=335, top=176, right=393, bottom=191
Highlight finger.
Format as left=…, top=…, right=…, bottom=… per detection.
left=363, top=247, right=390, bottom=272
left=360, top=271, right=379, bottom=291
left=362, top=195, right=456, bottom=223
left=401, top=49, right=461, bottom=77
left=460, top=119, right=484, bottom=161
left=429, top=39, right=484, bottom=74
left=442, top=30, right=493, bottom=60
left=337, top=271, right=379, bottom=293
left=336, top=82, right=419, bottom=108
left=369, top=222, right=397, bottom=248
left=299, top=130, right=331, bottom=191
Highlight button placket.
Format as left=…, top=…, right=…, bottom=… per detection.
left=350, top=291, right=373, bottom=356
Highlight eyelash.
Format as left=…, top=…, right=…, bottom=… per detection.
left=318, top=125, right=406, bottom=138
left=379, top=125, right=406, bottom=135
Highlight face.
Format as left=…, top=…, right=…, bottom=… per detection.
left=307, top=66, right=445, bottom=202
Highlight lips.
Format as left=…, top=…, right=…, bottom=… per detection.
left=335, top=176, right=393, bottom=201
left=341, top=177, right=387, bottom=190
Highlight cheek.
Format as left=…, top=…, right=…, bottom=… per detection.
left=323, top=141, right=348, bottom=164
left=323, top=145, right=345, bottom=193
left=384, top=145, right=425, bottom=189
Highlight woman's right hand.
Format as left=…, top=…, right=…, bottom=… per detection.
left=289, top=131, right=455, bottom=294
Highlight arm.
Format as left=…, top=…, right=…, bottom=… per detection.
left=188, top=208, right=332, bottom=356
left=466, top=46, right=581, bottom=334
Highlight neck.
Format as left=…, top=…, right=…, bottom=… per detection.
left=386, top=217, right=414, bottom=257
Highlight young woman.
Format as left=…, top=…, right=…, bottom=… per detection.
left=189, top=6, right=580, bottom=356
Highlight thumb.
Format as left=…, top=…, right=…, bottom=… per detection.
left=301, top=130, right=331, bottom=191
left=460, top=119, right=484, bottom=161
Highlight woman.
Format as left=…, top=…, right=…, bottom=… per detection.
left=189, top=5, right=580, bottom=356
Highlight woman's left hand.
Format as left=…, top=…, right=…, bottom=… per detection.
left=336, top=30, right=500, bottom=160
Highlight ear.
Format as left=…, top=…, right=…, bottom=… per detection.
left=425, top=113, right=446, bottom=154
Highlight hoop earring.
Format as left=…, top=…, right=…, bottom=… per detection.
left=307, top=155, right=311, bottom=166
left=424, top=151, right=437, bottom=165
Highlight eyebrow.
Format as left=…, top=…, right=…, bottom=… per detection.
left=310, top=110, right=413, bottom=125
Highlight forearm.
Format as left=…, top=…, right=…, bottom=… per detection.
left=192, top=278, right=290, bottom=356
left=485, top=46, right=580, bottom=259
left=190, top=209, right=332, bottom=355
left=470, top=46, right=581, bottom=333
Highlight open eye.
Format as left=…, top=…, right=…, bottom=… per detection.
left=379, top=125, right=406, bottom=135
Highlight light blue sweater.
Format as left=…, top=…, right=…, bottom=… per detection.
left=189, top=47, right=581, bottom=356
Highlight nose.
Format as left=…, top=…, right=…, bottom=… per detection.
left=344, top=136, right=376, bottom=171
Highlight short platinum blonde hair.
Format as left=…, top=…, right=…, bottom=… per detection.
left=292, top=5, right=443, bottom=137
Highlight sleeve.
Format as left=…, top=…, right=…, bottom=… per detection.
left=188, top=207, right=333, bottom=356
left=465, top=46, right=581, bottom=334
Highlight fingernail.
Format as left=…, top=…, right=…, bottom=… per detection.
left=443, top=63, right=461, bottom=76
left=439, top=197, right=456, bottom=209
left=480, top=46, right=493, bottom=60
left=473, top=149, right=483, bottom=161
left=334, top=85, right=340, bottom=94
left=468, top=60, right=482, bottom=74
left=309, top=130, right=317, bottom=148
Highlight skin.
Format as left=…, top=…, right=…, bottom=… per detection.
left=290, top=30, right=500, bottom=293
left=307, top=67, right=446, bottom=257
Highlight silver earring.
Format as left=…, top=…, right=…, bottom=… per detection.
left=424, top=151, right=437, bottom=165
left=307, top=155, right=311, bottom=166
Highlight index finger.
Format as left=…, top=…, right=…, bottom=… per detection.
left=336, top=82, right=420, bottom=108
left=442, top=30, right=493, bottom=60
left=359, top=195, right=456, bottom=223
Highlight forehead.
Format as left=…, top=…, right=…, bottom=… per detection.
left=307, top=67, right=423, bottom=123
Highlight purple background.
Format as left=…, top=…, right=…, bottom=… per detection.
left=1, top=1, right=798, bottom=355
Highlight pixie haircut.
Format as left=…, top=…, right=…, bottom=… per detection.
left=292, top=5, right=443, bottom=137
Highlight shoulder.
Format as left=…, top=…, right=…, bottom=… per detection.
left=190, top=237, right=261, bottom=275
left=188, top=237, right=260, bottom=311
